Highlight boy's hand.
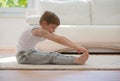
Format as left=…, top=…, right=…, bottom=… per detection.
left=77, top=48, right=89, bottom=54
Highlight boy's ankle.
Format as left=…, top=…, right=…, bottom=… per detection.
left=73, top=58, right=85, bottom=65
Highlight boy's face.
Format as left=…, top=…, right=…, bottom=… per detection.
left=41, top=21, right=58, bottom=33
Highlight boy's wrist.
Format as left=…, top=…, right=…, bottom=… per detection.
left=76, top=47, right=88, bottom=53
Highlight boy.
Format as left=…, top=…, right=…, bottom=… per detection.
left=16, top=11, right=89, bottom=65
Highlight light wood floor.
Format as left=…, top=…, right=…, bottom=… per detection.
left=0, top=50, right=120, bottom=81
left=0, top=70, right=120, bottom=81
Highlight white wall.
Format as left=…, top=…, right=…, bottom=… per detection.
left=0, top=17, right=26, bottom=48
left=0, top=0, right=120, bottom=51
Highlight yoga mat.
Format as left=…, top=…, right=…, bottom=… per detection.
left=0, top=55, right=120, bottom=70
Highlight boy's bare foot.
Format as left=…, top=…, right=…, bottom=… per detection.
left=74, top=53, right=89, bottom=65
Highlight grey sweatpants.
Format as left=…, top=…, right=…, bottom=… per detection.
left=16, top=49, right=76, bottom=65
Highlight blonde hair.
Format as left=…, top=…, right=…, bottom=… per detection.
left=39, top=11, right=60, bottom=26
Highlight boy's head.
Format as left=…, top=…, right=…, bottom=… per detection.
left=39, top=11, right=60, bottom=26
left=39, top=11, right=60, bottom=33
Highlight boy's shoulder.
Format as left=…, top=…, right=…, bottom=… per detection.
left=31, top=27, right=49, bottom=37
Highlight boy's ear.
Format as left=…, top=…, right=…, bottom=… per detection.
left=42, top=21, right=48, bottom=25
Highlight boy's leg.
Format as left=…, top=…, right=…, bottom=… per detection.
left=16, top=50, right=76, bottom=65
left=50, top=52, right=76, bottom=64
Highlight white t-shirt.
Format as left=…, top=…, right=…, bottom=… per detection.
left=16, top=25, right=46, bottom=52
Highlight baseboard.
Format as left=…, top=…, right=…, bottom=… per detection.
left=0, top=47, right=16, bottom=53
left=61, top=52, right=120, bottom=55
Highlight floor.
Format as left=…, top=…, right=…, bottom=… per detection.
left=1, top=70, right=120, bottom=81
left=0, top=49, right=120, bottom=81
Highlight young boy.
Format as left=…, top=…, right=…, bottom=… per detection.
left=16, top=11, right=89, bottom=65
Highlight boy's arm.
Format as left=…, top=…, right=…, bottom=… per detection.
left=32, top=28, right=88, bottom=53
